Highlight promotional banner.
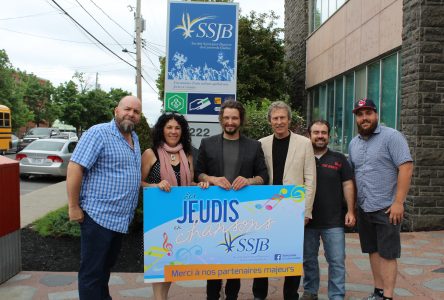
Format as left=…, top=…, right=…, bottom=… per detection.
left=165, top=1, right=238, bottom=122
left=143, top=185, right=305, bottom=283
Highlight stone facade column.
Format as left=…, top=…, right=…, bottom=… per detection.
left=401, top=0, right=444, bottom=230
left=284, top=0, right=309, bottom=112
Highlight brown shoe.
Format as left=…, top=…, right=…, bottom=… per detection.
left=300, top=292, right=318, bottom=300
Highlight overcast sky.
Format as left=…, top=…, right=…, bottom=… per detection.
left=1, top=0, right=284, bottom=125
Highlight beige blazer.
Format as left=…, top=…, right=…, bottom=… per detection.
left=259, top=132, right=316, bottom=219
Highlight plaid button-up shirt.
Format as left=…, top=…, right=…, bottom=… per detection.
left=71, top=120, right=141, bottom=233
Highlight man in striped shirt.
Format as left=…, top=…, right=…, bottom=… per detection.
left=67, top=95, right=142, bottom=300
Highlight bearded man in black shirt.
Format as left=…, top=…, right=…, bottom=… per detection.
left=300, top=120, right=356, bottom=300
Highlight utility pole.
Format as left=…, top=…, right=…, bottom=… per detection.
left=135, top=0, right=142, bottom=101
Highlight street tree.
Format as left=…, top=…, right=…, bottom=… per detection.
left=0, top=50, right=33, bottom=131
left=20, top=72, right=57, bottom=126
left=53, top=80, right=84, bottom=134
left=78, top=89, right=115, bottom=129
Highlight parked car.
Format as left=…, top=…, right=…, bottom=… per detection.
left=17, top=127, right=61, bottom=152
left=7, top=134, right=19, bottom=153
left=16, top=138, right=77, bottom=179
left=51, top=132, right=78, bottom=141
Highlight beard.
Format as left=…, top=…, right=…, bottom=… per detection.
left=117, top=118, right=135, bottom=133
left=357, top=120, right=378, bottom=136
left=312, top=138, right=328, bottom=152
left=223, top=125, right=240, bottom=136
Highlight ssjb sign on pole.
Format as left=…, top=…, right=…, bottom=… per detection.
left=164, top=0, right=238, bottom=123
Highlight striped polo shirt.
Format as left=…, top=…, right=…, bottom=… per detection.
left=348, top=125, right=412, bottom=212
left=71, top=120, right=141, bottom=233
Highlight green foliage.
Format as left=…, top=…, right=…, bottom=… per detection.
left=237, top=11, right=286, bottom=103
left=20, top=72, right=57, bottom=126
left=136, top=113, right=152, bottom=154
left=156, top=56, right=166, bottom=101
left=133, top=113, right=152, bottom=226
left=78, top=89, right=115, bottom=129
left=33, top=205, right=80, bottom=238
left=0, top=50, right=33, bottom=131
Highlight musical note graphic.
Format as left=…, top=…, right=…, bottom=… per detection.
left=163, top=232, right=173, bottom=256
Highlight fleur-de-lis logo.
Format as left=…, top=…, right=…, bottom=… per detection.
left=218, top=232, right=245, bottom=253
left=173, top=13, right=215, bottom=39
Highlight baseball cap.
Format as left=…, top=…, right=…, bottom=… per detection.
left=352, top=98, right=377, bottom=114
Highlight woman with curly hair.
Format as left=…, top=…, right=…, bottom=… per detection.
left=141, top=111, right=207, bottom=300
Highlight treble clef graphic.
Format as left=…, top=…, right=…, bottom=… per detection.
left=163, top=232, right=173, bottom=256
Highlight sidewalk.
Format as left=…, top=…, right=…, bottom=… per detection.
left=1, top=182, right=443, bottom=299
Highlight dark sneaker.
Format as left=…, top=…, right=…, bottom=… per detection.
left=362, top=293, right=383, bottom=300
left=300, top=292, right=318, bottom=300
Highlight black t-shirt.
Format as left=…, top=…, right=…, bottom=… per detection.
left=272, top=134, right=290, bottom=185
left=306, top=149, right=353, bottom=229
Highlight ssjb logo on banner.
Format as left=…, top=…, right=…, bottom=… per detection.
left=173, top=13, right=234, bottom=42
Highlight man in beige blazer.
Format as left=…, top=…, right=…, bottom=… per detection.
left=253, top=101, right=316, bottom=300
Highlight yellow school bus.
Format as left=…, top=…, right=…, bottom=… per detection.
left=0, top=105, right=12, bottom=155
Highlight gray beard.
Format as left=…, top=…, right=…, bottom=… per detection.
left=119, top=121, right=134, bottom=133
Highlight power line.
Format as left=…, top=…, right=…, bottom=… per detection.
left=49, top=0, right=136, bottom=69
left=0, top=27, right=133, bottom=46
left=73, top=0, right=126, bottom=49
left=142, top=49, right=160, bottom=72
left=88, top=0, right=134, bottom=38
left=141, top=73, right=157, bottom=93
left=0, top=10, right=64, bottom=20
left=143, top=43, right=165, bottom=56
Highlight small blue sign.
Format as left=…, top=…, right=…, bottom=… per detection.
left=187, top=93, right=235, bottom=115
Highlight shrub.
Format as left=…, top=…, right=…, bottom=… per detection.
left=33, top=205, right=80, bottom=237
left=132, top=113, right=152, bottom=229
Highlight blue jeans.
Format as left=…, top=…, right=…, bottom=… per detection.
left=303, top=227, right=345, bottom=300
left=78, top=212, right=124, bottom=300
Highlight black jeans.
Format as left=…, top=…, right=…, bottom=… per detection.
left=78, top=212, right=124, bottom=300
left=207, top=279, right=240, bottom=300
left=253, top=276, right=301, bottom=300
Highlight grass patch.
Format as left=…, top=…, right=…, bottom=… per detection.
left=33, top=205, right=80, bottom=238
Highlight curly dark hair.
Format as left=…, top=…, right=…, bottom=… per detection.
left=152, top=112, right=192, bottom=155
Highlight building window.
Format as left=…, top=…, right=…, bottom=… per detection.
left=381, top=54, right=398, bottom=129
left=310, top=0, right=347, bottom=32
left=332, top=77, right=343, bottom=151
left=309, top=51, right=401, bottom=153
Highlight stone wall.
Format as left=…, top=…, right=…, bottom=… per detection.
left=284, top=0, right=309, bottom=112
left=401, top=0, right=444, bottom=230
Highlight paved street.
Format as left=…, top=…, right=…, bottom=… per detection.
left=3, top=154, right=64, bottom=196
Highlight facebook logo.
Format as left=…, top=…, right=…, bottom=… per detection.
left=274, top=254, right=282, bottom=261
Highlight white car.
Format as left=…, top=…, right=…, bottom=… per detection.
left=16, top=138, right=77, bottom=179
